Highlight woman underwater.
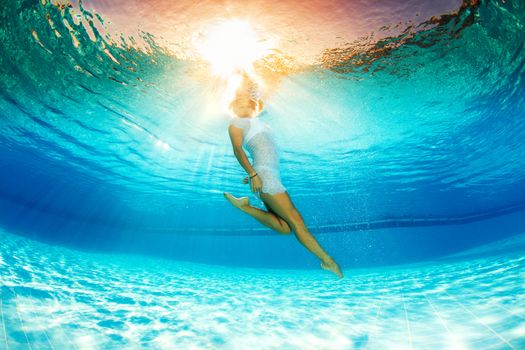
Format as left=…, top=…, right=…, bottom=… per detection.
left=223, top=74, right=343, bottom=278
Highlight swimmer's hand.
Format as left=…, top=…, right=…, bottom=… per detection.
left=243, top=175, right=263, bottom=193
left=249, top=175, right=263, bottom=193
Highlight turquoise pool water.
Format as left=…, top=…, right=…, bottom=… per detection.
left=1, top=0, right=525, bottom=348
left=1, top=228, right=524, bottom=349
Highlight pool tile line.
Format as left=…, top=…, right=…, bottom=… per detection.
left=26, top=287, right=77, bottom=350
left=362, top=298, right=384, bottom=350
left=401, top=293, right=414, bottom=350
left=9, top=288, right=32, bottom=350
left=0, top=288, right=10, bottom=350
left=423, top=293, right=454, bottom=343
left=442, top=290, right=517, bottom=350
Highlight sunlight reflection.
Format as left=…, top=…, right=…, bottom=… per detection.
left=194, top=19, right=275, bottom=77
left=155, top=139, right=171, bottom=151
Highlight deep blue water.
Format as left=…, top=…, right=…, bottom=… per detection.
left=1, top=0, right=525, bottom=348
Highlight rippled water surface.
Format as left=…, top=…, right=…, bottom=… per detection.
left=1, top=0, right=525, bottom=348
left=1, top=0, right=524, bottom=232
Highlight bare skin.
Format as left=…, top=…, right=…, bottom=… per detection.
left=223, top=192, right=343, bottom=278
left=224, top=91, right=343, bottom=278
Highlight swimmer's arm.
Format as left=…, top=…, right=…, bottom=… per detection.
left=228, top=125, right=256, bottom=176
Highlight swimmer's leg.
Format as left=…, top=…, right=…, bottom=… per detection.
left=223, top=192, right=292, bottom=234
left=259, top=191, right=343, bottom=278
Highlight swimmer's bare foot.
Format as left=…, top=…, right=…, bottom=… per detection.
left=321, top=258, right=344, bottom=278
left=223, top=192, right=249, bottom=209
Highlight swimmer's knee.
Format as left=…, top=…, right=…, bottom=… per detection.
left=276, top=219, right=292, bottom=234
left=277, top=225, right=292, bottom=234
left=283, top=208, right=304, bottom=228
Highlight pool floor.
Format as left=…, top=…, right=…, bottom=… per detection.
left=0, top=229, right=524, bottom=350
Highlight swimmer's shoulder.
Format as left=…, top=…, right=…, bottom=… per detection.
left=229, top=116, right=251, bottom=125
left=228, top=116, right=247, bottom=133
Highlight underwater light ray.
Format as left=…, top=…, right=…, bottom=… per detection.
left=0, top=0, right=524, bottom=232
left=190, top=19, right=280, bottom=121
left=193, top=19, right=275, bottom=78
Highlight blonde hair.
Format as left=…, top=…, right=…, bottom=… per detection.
left=228, top=95, right=264, bottom=117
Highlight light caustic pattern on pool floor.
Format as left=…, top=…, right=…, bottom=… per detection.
left=0, top=230, right=524, bottom=350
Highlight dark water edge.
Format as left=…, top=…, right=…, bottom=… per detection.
left=2, top=195, right=524, bottom=269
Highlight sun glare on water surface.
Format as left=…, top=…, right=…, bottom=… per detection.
left=194, top=19, right=274, bottom=77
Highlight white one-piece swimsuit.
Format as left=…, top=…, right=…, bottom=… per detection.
left=229, top=115, right=287, bottom=196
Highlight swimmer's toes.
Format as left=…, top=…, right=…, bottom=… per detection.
left=321, top=260, right=344, bottom=279
left=224, top=192, right=249, bottom=208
